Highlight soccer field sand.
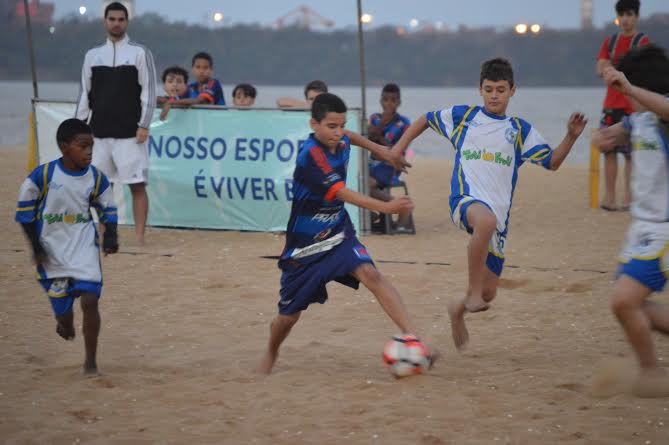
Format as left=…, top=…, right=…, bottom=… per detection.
left=1, top=144, right=668, bottom=444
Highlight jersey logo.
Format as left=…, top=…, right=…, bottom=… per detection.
left=353, top=246, right=370, bottom=260
left=505, top=127, right=518, bottom=144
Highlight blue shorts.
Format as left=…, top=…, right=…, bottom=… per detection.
left=278, top=236, right=374, bottom=315
left=617, top=220, right=669, bottom=292
left=38, top=278, right=102, bottom=316
left=369, top=161, right=396, bottom=189
left=450, top=195, right=506, bottom=277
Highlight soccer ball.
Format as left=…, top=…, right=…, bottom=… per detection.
left=382, top=334, right=431, bottom=378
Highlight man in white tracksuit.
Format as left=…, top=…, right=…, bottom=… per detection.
left=76, top=1, right=156, bottom=245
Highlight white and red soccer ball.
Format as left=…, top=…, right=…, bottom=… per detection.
left=383, top=334, right=431, bottom=377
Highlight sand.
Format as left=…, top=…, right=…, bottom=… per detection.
left=2, top=144, right=669, bottom=444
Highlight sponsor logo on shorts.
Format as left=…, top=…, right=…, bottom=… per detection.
left=353, top=246, right=370, bottom=259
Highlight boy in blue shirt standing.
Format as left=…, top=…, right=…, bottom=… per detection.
left=258, top=93, right=432, bottom=374
left=16, top=119, right=118, bottom=374
left=392, top=58, right=587, bottom=350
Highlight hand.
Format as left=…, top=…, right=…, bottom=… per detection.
left=136, top=127, right=149, bottom=143
left=159, top=103, right=171, bottom=121
left=567, top=112, right=588, bottom=138
left=384, top=196, right=414, bottom=215
left=385, top=149, right=412, bottom=173
left=603, top=66, right=633, bottom=95
left=593, top=128, right=617, bottom=152
left=103, top=231, right=119, bottom=255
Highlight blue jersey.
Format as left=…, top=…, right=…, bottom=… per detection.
left=369, top=113, right=411, bottom=146
left=280, top=133, right=355, bottom=266
left=188, top=78, right=225, bottom=105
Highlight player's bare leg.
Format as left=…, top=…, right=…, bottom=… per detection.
left=129, top=182, right=148, bottom=246
left=80, top=293, right=100, bottom=375
left=258, top=312, right=301, bottom=374
left=611, top=276, right=669, bottom=397
left=56, top=310, right=75, bottom=340
left=602, top=152, right=618, bottom=209
left=463, top=204, right=496, bottom=312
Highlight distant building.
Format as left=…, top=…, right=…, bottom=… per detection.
left=101, top=0, right=134, bottom=19
left=581, top=0, right=593, bottom=30
left=13, top=0, right=54, bottom=25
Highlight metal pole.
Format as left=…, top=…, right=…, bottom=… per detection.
left=356, top=0, right=371, bottom=234
left=23, top=0, right=39, bottom=98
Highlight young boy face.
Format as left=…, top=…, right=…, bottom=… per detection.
left=233, top=90, right=255, bottom=107
left=164, top=73, right=186, bottom=97
left=480, top=79, right=515, bottom=116
left=192, top=58, right=213, bottom=84
left=310, top=112, right=346, bottom=151
left=380, top=92, right=400, bottom=114
left=618, top=10, right=638, bottom=34
left=60, top=134, right=94, bottom=170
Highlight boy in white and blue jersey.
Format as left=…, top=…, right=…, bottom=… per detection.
left=258, top=93, right=435, bottom=374
left=392, top=58, right=587, bottom=350
left=593, top=45, right=669, bottom=396
left=16, top=119, right=118, bottom=375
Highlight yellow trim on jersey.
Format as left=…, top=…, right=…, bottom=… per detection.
left=428, top=120, right=443, bottom=137
left=629, top=243, right=669, bottom=261
left=513, top=118, right=524, bottom=152
left=47, top=290, right=69, bottom=298
left=529, top=149, right=550, bottom=161
left=458, top=164, right=465, bottom=195
left=452, top=106, right=477, bottom=150
left=16, top=206, right=35, bottom=212
left=93, top=167, right=102, bottom=198
left=487, top=248, right=505, bottom=259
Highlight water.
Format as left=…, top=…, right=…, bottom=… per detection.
left=0, top=81, right=604, bottom=164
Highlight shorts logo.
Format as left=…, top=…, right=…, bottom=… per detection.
left=314, top=228, right=332, bottom=241
left=505, top=127, right=518, bottom=144
left=353, top=246, right=370, bottom=259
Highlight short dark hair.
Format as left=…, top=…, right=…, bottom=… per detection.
left=57, top=119, right=92, bottom=145
left=617, top=44, right=669, bottom=96
left=304, top=80, right=328, bottom=99
left=192, top=52, right=213, bottom=67
left=312, top=93, right=347, bottom=122
left=162, top=66, right=188, bottom=84
left=104, top=1, right=128, bottom=19
left=480, top=58, right=514, bottom=88
left=232, top=83, right=257, bottom=98
left=382, top=83, right=401, bottom=97
left=616, top=0, right=640, bottom=16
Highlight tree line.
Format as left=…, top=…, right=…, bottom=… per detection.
left=2, top=13, right=668, bottom=86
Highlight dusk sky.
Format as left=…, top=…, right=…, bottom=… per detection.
left=53, top=0, right=669, bottom=30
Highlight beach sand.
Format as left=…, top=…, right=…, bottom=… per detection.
left=1, top=144, right=668, bottom=444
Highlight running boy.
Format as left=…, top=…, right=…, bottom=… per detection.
left=16, top=119, right=118, bottom=374
left=258, top=93, right=431, bottom=374
left=593, top=45, right=669, bottom=396
left=368, top=83, right=413, bottom=231
left=391, top=58, right=587, bottom=350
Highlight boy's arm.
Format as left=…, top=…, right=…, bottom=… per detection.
left=596, top=59, right=612, bottom=78
left=593, top=123, right=630, bottom=152
left=276, top=98, right=309, bottom=108
left=345, top=130, right=411, bottom=172
left=605, top=68, right=669, bottom=121
left=336, top=187, right=414, bottom=215
left=391, top=114, right=429, bottom=159
left=549, top=113, right=588, bottom=171
left=92, top=173, right=119, bottom=254
left=15, top=175, right=46, bottom=263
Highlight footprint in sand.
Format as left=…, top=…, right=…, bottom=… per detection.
left=498, top=278, right=529, bottom=290
left=565, top=281, right=593, bottom=294
left=555, top=382, right=587, bottom=393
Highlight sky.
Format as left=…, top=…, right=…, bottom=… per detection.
left=53, top=0, right=669, bottom=30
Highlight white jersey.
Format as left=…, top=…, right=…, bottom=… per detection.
left=624, top=109, right=669, bottom=222
left=427, top=105, right=553, bottom=234
left=15, top=159, right=117, bottom=282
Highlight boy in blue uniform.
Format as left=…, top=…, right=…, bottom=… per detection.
left=391, top=58, right=587, bottom=350
left=157, top=66, right=189, bottom=120
left=258, top=93, right=432, bottom=374
left=368, top=83, right=413, bottom=231
left=16, top=119, right=118, bottom=374
left=593, top=45, right=669, bottom=396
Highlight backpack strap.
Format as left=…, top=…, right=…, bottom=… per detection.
left=608, top=33, right=619, bottom=60
left=632, top=32, right=646, bottom=48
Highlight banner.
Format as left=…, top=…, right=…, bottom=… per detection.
left=33, top=101, right=362, bottom=232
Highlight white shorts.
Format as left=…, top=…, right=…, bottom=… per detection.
left=93, top=137, right=149, bottom=184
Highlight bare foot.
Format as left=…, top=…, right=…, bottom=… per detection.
left=257, top=350, right=277, bottom=375
left=448, top=299, right=469, bottom=351
left=634, top=369, right=669, bottom=398
left=464, top=294, right=490, bottom=313
left=83, top=362, right=99, bottom=376
left=56, top=321, right=75, bottom=340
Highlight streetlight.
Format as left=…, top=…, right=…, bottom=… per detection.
left=213, top=12, right=224, bottom=22
left=530, top=24, right=541, bottom=33
left=515, top=23, right=528, bottom=34
left=614, top=17, right=620, bottom=26
left=360, top=13, right=373, bottom=24
left=79, top=6, right=87, bottom=15
left=409, top=18, right=419, bottom=28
